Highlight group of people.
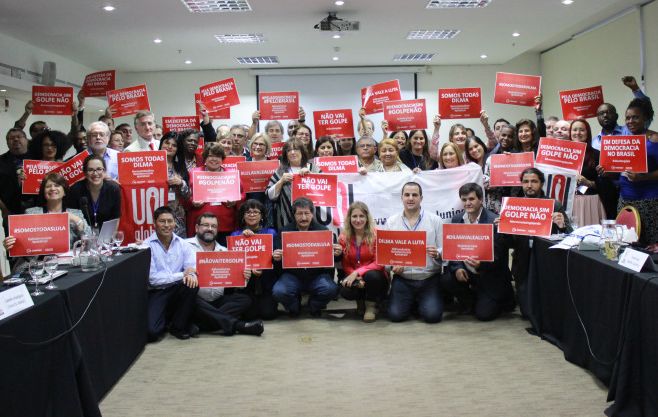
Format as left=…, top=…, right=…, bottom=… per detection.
left=0, top=75, right=655, bottom=342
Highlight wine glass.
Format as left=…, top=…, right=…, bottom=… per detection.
left=43, top=255, right=59, bottom=290
left=113, top=231, right=125, bottom=257
left=29, top=260, right=45, bottom=296
left=101, top=236, right=114, bottom=262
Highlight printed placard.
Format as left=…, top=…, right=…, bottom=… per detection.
left=195, top=93, right=230, bottom=120
left=222, top=155, right=246, bottom=172
left=267, top=142, right=285, bottom=160
left=376, top=230, right=427, bottom=267
left=383, top=99, right=427, bottom=131
left=118, top=150, right=167, bottom=186
left=162, top=116, right=197, bottom=134
left=191, top=171, right=241, bottom=203
left=226, top=234, right=274, bottom=269
left=196, top=251, right=246, bottom=288
left=494, top=72, right=542, bottom=107
left=489, top=152, right=535, bottom=187
left=313, top=109, right=354, bottom=139
left=536, top=137, right=587, bottom=173
left=282, top=230, right=334, bottom=269
left=438, top=87, right=482, bottom=119
left=236, top=160, right=279, bottom=193
left=8, top=213, right=70, bottom=257
left=361, top=79, right=402, bottom=114
left=32, top=86, right=74, bottom=116
left=618, top=247, right=651, bottom=272
left=82, top=70, right=116, bottom=97
left=291, top=173, right=338, bottom=207
left=0, top=285, right=34, bottom=322
left=599, top=135, right=648, bottom=173
left=259, top=91, right=299, bottom=120
left=559, top=86, right=604, bottom=120
left=314, top=156, right=359, bottom=174
left=442, top=224, right=494, bottom=261
left=106, top=84, right=150, bottom=118
left=199, top=78, right=240, bottom=112
left=21, top=160, right=63, bottom=195
left=498, top=197, right=554, bottom=237
left=46, top=150, right=90, bottom=187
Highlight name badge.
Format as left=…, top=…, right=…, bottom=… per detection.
left=0, top=284, right=35, bottom=322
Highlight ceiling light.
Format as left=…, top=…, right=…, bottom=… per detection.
left=561, top=0, right=573, bottom=4
left=332, top=34, right=341, bottom=39
left=332, top=56, right=339, bottom=61
left=335, top=0, right=345, bottom=5
left=153, top=38, right=162, bottom=44
left=426, top=0, right=492, bottom=8
left=236, top=56, right=279, bottom=65
left=102, top=5, right=115, bottom=11
left=393, top=53, right=435, bottom=62
left=0, top=89, right=6, bottom=92
left=98, top=109, right=104, bottom=112
left=184, top=60, right=192, bottom=64
left=480, top=54, right=488, bottom=59
left=407, top=30, right=460, bottom=40
left=214, top=33, right=264, bottom=43
left=512, top=32, right=520, bottom=37
left=180, top=0, right=252, bottom=13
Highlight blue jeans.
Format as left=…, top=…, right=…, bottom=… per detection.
left=388, top=275, right=443, bottom=323
left=272, top=272, right=339, bottom=314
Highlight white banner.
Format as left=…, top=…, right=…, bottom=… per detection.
left=536, top=163, right=577, bottom=218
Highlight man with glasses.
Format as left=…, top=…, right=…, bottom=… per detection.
left=86, top=121, right=118, bottom=179
left=356, top=136, right=383, bottom=173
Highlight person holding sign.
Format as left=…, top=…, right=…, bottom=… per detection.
left=124, top=111, right=159, bottom=152
left=385, top=182, right=444, bottom=324
left=439, top=183, right=515, bottom=321
left=483, top=124, right=521, bottom=214
left=159, top=132, right=190, bottom=237
left=356, top=136, right=383, bottom=173
left=400, top=130, right=437, bottom=173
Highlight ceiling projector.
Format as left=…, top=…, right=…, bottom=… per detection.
left=314, top=12, right=360, bottom=32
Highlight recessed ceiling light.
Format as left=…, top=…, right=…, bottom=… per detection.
left=332, top=34, right=341, bottom=39
left=426, top=0, right=492, bottom=8
left=180, top=0, right=252, bottom=13
left=480, top=54, right=488, bottom=59
left=184, top=60, right=192, bottom=64
left=561, top=0, right=574, bottom=4
left=512, top=32, right=520, bottom=37
left=214, top=33, right=264, bottom=43
left=407, top=30, right=460, bottom=40
left=102, top=5, right=115, bottom=11
left=332, top=56, right=339, bottom=61
left=153, top=38, right=162, bottom=44
left=393, top=53, right=435, bottom=62
left=335, top=1, right=345, bottom=5
left=236, top=56, right=279, bottom=65
left=0, top=89, right=6, bottom=92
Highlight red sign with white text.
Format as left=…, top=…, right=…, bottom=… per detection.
left=162, top=116, right=197, bottom=134
left=222, top=156, right=246, bottom=172
left=191, top=171, right=241, bottom=203
left=559, top=86, right=604, bottom=120
left=32, top=86, right=73, bottom=116
left=442, top=224, right=494, bottom=262
left=494, top=72, right=542, bottom=107
left=118, top=182, right=167, bottom=245
left=195, top=93, right=230, bottom=120
left=383, top=99, right=427, bottom=131
left=8, top=213, right=70, bottom=257
left=236, top=160, right=279, bottom=192
left=599, top=135, right=648, bottom=173
left=107, top=84, right=150, bottom=118
left=196, top=251, right=246, bottom=288
left=376, top=230, right=427, bottom=267
left=291, top=173, right=338, bottom=207
left=361, top=80, right=402, bottom=114
left=82, top=70, right=116, bottom=97
left=498, top=197, right=554, bottom=237
left=226, top=234, right=274, bottom=269
left=22, top=160, right=63, bottom=194
left=267, top=142, right=285, bottom=160
left=438, top=87, right=482, bottom=119
left=46, top=150, right=90, bottom=187
left=118, top=151, right=167, bottom=186
left=199, top=78, right=240, bottom=112
left=259, top=91, right=299, bottom=120
left=314, top=156, right=359, bottom=174
left=489, top=152, right=535, bottom=187
left=536, top=137, right=587, bottom=173
left=282, top=230, right=334, bottom=269
left=313, top=109, right=354, bottom=139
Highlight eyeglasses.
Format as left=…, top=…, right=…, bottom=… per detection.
left=86, top=168, right=105, bottom=174
left=198, top=223, right=218, bottom=229
left=245, top=210, right=262, bottom=216
left=358, top=144, right=374, bottom=148
left=251, top=142, right=266, bottom=148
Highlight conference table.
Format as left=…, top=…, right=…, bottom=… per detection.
left=0, top=249, right=151, bottom=417
left=527, top=238, right=658, bottom=417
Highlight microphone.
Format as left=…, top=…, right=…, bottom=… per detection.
left=80, top=196, right=93, bottom=229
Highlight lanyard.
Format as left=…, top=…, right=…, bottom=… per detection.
left=353, top=238, right=361, bottom=264
left=402, top=210, right=423, bottom=231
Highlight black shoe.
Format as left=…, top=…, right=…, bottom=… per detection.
left=309, top=309, right=322, bottom=318
left=236, top=320, right=264, bottom=336
left=188, top=324, right=200, bottom=338
left=169, top=329, right=191, bottom=340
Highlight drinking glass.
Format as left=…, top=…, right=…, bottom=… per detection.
left=101, top=236, right=114, bottom=262
left=113, top=231, right=125, bottom=257
left=29, top=260, right=45, bottom=296
left=43, top=255, right=59, bottom=289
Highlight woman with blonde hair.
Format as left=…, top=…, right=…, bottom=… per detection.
left=438, top=142, right=464, bottom=169
left=377, top=138, right=411, bottom=173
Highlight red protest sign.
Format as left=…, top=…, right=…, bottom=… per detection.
left=162, top=116, right=197, bottom=134
left=106, top=84, right=150, bottom=118
left=222, top=156, right=246, bottom=172
left=118, top=151, right=168, bottom=186
left=361, top=80, right=401, bottom=114
left=376, top=230, right=427, bottom=267
left=47, top=150, right=90, bottom=187
left=8, top=213, right=70, bottom=257
left=268, top=142, right=285, bottom=160
left=438, top=88, right=482, bottom=119
left=22, top=160, right=63, bottom=195
left=383, top=99, right=427, bottom=131
left=442, top=224, right=494, bottom=262
left=599, top=135, right=648, bottom=173
left=236, top=160, right=279, bottom=193
left=282, top=230, right=334, bottom=269
left=196, top=251, right=246, bottom=288
left=314, top=156, right=359, bottom=174
left=82, top=70, right=116, bottom=97
left=536, top=137, right=587, bottom=173
left=494, top=72, right=542, bottom=107
left=195, top=93, right=230, bottom=120
left=118, top=182, right=167, bottom=244
left=489, top=152, right=535, bottom=187
left=199, top=78, right=240, bottom=112
left=226, top=234, right=274, bottom=269
left=559, top=86, right=604, bottom=120
left=32, top=86, right=73, bottom=116
left=291, top=173, right=338, bottom=207
left=191, top=171, right=241, bottom=203
left=498, top=197, right=554, bottom=237
left=259, top=91, right=299, bottom=120
left=313, top=109, right=354, bottom=139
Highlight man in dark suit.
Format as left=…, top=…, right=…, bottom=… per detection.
left=440, top=183, right=516, bottom=321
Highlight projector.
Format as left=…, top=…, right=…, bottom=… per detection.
left=314, top=12, right=360, bottom=32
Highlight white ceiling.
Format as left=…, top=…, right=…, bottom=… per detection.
left=0, top=0, right=645, bottom=72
